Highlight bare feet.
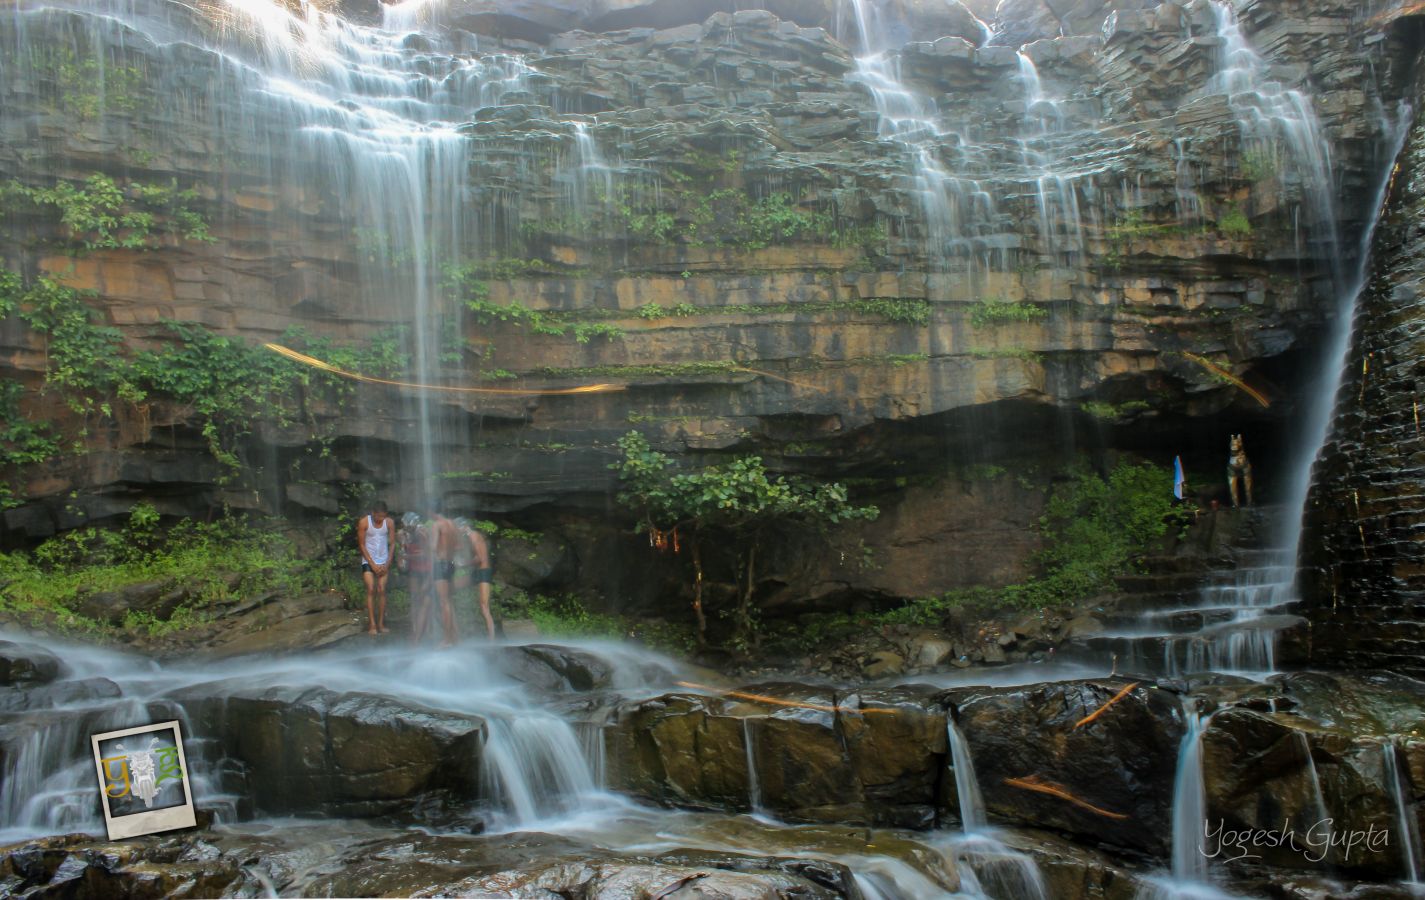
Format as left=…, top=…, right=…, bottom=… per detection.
left=367, top=627, right=379, bottom=636
left=379, top=626, right=390, bottom=634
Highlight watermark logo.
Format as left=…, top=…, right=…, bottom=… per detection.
left=1203, top=818, right=1391, bottom=864
left=90, top=720, right=196, bottom=839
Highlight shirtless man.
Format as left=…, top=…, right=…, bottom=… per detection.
left=428, top=504, right=460, bottom=647
left=455, top=518, right=496, bottom=640
left=356, top=501, right=394, bottom=635
left=400, top=513, right=434, bottom=645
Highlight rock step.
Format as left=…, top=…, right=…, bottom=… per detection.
left=1113, top=571, right=1211, bottom=593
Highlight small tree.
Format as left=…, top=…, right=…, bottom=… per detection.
left=612, top=431, right=878, bottom=648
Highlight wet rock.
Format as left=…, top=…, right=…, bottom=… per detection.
left=0, top=639, right=63, bottom=685
left=74, top=580, right=187, bottom=627
left=610, top=683, right=949, bottom=826
left=492, top=643, right=615, bottom=691
left=1201, top=700, right=1420, bottom=877
left=176, top=686, right=484, bottom=817
left=493, top=531, right=575, bottom=590
left=838, top=686, right=947, bottom=828
left=946, top=679, right=1185, bottom=855
left=863, top=650, right=905, bottom=678
left=129, top=592, right=365, bottom=660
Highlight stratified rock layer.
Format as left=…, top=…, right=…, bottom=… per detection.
left=1300, top=67, right=1425, bottom=675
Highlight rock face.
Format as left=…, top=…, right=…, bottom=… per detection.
left=607, top=683, right=948, bottom=827
left=947, top=679, right=1186, bottom=855
left=0, top=0, right=1419, bottom=615
left=1299, top=68, right=1425, bottom=675
left=176, top=685, right=485, bottom=817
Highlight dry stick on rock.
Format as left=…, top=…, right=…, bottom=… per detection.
left=675, top=681, right=898, bottom=716
left=1072, top=681, right=1140, bottom=731
left=1003, top=774, right=1129, bottom=820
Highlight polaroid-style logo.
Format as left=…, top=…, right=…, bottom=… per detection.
left=90, top=720, right=197, bottom=839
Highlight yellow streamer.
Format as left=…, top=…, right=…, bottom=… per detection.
left=263, top=343, right=625, bottom=396
left=1179, top=352, right=1270, bottom=408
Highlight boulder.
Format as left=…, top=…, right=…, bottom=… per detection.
left=608, top=683, right=949, bottom=826
left=0, top=639, right=63, bottom=685
left=492, top=532, right=575, bottom=590
left=946, top=679, right=1186, bottom=855
left=863, top=650, right=905, bottom=678
left=176, top=685, right=485, bottom=817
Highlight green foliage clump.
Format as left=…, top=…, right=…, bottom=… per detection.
left=34, top=47, right=146, bottom=120
left=0, top=267, right=409, bottom=474
left=1082, top=400, right=1152, bottom=421
left=1240, top=147, right=1279, bottom=182
left=969, top=299, right=1049, bottom=328
left=1001, top=461, right=1186, bottom=609
left=612, top=431, right=877, bottom=649
left=1, top=174, right=213, bottom=249
left=0, top=516, right=350, bottom=636
left=1217, top=206, right=1253, bottom=239
left=494, top=587, right=694, bottom=654
left=854, top=298, right=932, bottom=326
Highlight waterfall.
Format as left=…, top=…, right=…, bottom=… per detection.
left=1171, top=700, right=1210, bottom=885
left=1, top=0, right=542, bottom=494
left=1294, top=732, right=1330, bottom=841
left=946, top=718, right=986, bottom=831
left=1143, top=4, right=1416, bottom=679
left=741, top=717, right=766, bottom=817
left=1384, top=740, right=1425, bottom=887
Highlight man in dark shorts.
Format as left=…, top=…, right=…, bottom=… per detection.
left=356, top=500, right=394, bottom=635
left=455, top=518, right=495, bottom=640
left=428, top=503, right=460, bottom=647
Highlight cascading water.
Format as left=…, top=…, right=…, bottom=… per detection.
left=1137, top=699, right=1233, bottom=900
left=0, top=0, right=545, bottom=495
left=1384, top=740, right=1425, bottom=888
left=943, top=718, right=1048, bottom=900
left=946, top=717, right=986, bottom=831
left=1103, top=3, right=1413, bottom=680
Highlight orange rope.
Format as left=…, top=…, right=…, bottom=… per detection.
left=1073, top=682, right=1140, bottom=731
left=1179, top=352, right=1270, bottom=408
left=1003, top=775, right=1129, bottom=820
left=264, top=343, right=625, bottom=396
left=675, top=681, right=898, bottom=716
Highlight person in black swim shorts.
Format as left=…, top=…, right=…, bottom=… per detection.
left=455, top=518, right=495, bottom=640
left=427, top=503, right=460, bottom=647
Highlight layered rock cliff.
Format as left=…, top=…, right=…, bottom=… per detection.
left=1, top=0, right=1420, bottom=610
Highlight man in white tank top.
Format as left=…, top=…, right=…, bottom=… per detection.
left=357, top=500, right=395, bottom=635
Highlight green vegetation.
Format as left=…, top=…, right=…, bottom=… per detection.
left=0, top=267, right=409, bottom=471
left=969, top=299, right=1048, bottom=328
left=853, top=298, right=932, bottom=326
left=494, top=587, right=694, bottom=654
left=967, top=347, right=1041, bottom=362
left=1217, top=206, right=1253, bottom=239
left=540, top=360, right=740, bottom=379
left=1082, top=400, right=1152, bottom=421
left=34, top=47, right=146, bottom=121
left=767, top=459, right=1185, bottom=652
left=1002, top=461, right=1186, bottom=609
left=1240, top=147, right=1279, bottom=182
left=1, top=174, right=212, bottom=250
left=612, top=431, right=877, bottom=649
left=0, top=515, right=354, bottom=636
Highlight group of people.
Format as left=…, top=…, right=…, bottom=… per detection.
left=356, top=500, right=495, bottom=647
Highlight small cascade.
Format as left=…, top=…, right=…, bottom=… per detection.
left=1171, top=700, right=1210, bottom=884
left=741, top=717, right=766, bottom=817
left=841, top=0, right=1003, bottom=294
left=1383, top=740, right=1425, bottom=887
left=564, top=120, right=615, bottom=214
left=1295, top=732, right=1330, bottom=838
left=943, top=718, right=1049, bottom=899
left=480, top=715, right=603, bottom=829
left=1137, top=699, right=1233, bottom=900
left=947, top=718, right=986, bottom=831
left=1015, top=51, right=1087, bottom=264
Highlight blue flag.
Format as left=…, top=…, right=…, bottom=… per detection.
left=1173, top=456, right=1186, bottom=500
